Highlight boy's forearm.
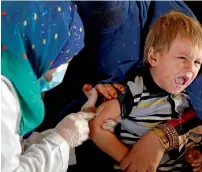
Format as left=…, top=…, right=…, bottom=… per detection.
left=91, top=128, right=130, bottom=162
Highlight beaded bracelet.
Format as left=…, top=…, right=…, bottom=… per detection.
left=156, top=123, right=179, bottom=149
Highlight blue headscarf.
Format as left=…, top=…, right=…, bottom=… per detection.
left=1, top=1, right=84, bottom=135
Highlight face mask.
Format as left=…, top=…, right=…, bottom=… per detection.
left=39, top=63, right=69, bottom=92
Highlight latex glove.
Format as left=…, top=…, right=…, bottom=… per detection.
left=55, top=111, right=94, bottom=148
left=81, top=87, right=98, bottom=112
left=56, top=88, right=98, bottom=148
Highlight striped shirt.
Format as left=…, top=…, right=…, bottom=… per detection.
left=117, top=68, right=190, bottom=146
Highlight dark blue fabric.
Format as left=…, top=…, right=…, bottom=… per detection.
left=74, top=1, right=202, bottom=120
left=187, top=73, right=202, bottom=118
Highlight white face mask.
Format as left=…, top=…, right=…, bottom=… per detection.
left=39, top=63, right=69, bottom=92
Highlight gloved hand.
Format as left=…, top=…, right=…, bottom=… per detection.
left=55, top=88, right=98, bottom=148
left=81, top=88, right=98, bottom=112
left=55, top=111, right=94, bottom=148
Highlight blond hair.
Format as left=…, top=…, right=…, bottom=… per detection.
left=144, top=11, right=202, bottom=65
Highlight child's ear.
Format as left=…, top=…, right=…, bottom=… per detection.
left=147, top=47, right=159, bottom=67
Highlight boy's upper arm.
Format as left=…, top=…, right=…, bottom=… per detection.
left=95, top=99, right=121, bottom=125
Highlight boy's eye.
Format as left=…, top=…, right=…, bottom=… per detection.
left=194, top=61, right=201, bottom=65
left=178, top=56, right=186, bottom=60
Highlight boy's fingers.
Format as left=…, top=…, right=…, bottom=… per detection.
left=96, top=84, right=112, bottom=99
left=113, top=83, right=125, bottom=92
left=104, top=84, right=118, bottom=98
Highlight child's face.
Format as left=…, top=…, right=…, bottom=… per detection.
left=148, top=36, right=202, bottom=94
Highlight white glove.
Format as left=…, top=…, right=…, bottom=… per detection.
left=55, top=88, right=98, bottom=148
left=81, top=88, right=98, bottom=112
left=55, top=111, right=94, bottom=148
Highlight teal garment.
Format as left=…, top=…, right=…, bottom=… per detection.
left=1, top=1, right=84, bottom=135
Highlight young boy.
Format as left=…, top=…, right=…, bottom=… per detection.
left=89, top=11, right=202, bottom=168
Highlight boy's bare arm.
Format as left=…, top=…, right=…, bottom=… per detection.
left=95, top=99, right=121, bottom=124
left=89, top=99, right=130, bottom=162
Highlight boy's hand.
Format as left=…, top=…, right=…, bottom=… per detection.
left=184, top=147, right=202, bottom=172
left=83, top=83, right=125, bottom=100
